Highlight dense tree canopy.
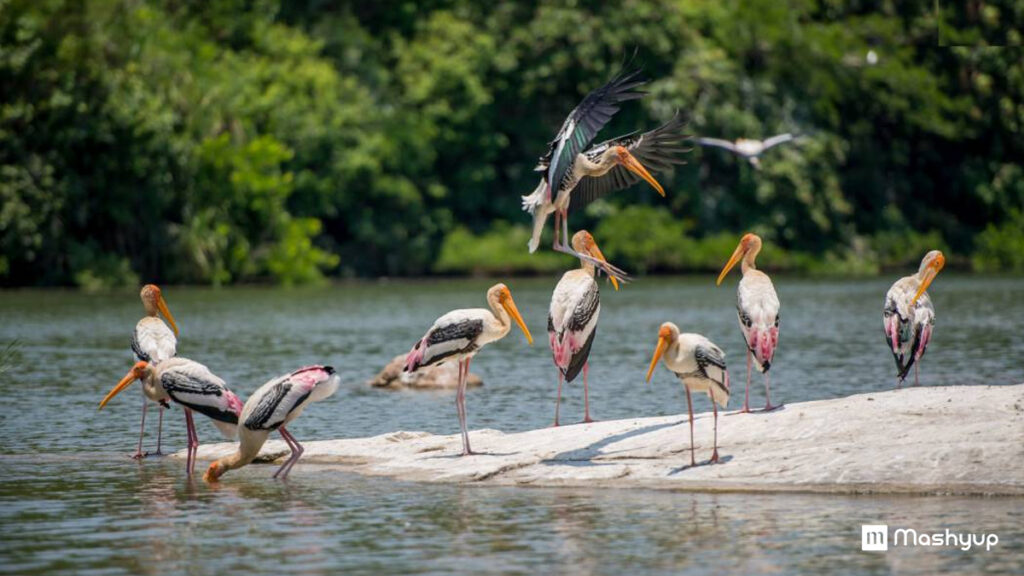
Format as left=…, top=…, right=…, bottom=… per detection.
left=1, top=0, right=1021, bottom=287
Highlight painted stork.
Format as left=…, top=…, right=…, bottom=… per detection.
left=100, top=358, right=243, bottom=476
left=404, top=283, right=533, bottom=455
left=717, top=233, right=781, bottom=412
left=204, top=366, right=339, bottom=482
left=129, top=284, right=179, bottom=459
left=645, top=322, right=729, bottom=466
left=696, top=133, right=794, bottom=169
left=883, top=250, right=945, bottom=388
left=522, top=67, right=688, bottom=280
left=548, top=230, right=617, bottom=426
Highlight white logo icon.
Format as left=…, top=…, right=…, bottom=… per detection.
left=862, top=525, right=888, bottom=551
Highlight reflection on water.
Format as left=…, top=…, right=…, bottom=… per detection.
left=1, top=277, right=1022, bottom=574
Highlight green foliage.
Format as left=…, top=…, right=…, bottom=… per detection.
left=1, top=0, right=1022, bottom=286
left=972, top=210, right=1024, bottom=272
left=436, top=223, right=566, bottom=275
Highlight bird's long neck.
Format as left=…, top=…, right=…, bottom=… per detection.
left=579, top=257, right=596, bottom=276
left=212, top=437, right=262, bottom=474
left=579, top=149, right=618, bottom=177
left=142, top=298, right=158, bottom=317
left=741, top=243, right=762, bottom=275
left=488, top=296, right=512, bottom=335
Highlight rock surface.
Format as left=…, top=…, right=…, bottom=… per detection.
left=365, top=354, right=483, bottom=389
left=187, top=384, right=1024, bottom=495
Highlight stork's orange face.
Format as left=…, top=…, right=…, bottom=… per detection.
left=141, top=284, right=178, bottom=337
left=645, top=324, right=675, bottom=382
left=99, top=361, right=149, bottom=409
left=571, top=231, right=618, bottom=290
left=911, top=250, right=945, bottom=305
left=615, top=146, right=665, bottom=197
left=716, top=233, right=761, bottom=286
left=204, top=461, right=226, bottom=483
left=495, top=284, right=533, bottom=345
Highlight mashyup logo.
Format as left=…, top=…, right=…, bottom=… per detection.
left=861, top=524, right=1000, bottom=552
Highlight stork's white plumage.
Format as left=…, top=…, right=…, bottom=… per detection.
left=645, top=322, right=729, bottom=466
left=100, top=357, right=243, bottom=476
left=205, top=365, right=339, bottom=482
left=696, top=133, right=795, bottom=169
left=883, top=250, right=945, bottom=387
left=547, top=231, right=617, bottom=426
left=128, top=284, right=179, bottom=459
left=717, top=233, right=781, bottom=412
left=404, top=283, right=533, bottom=455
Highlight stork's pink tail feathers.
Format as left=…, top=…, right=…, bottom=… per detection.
left=404, top=338, right=427, bottom=373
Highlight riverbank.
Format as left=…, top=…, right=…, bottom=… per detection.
left=188, top=384, right=1024, bottom=495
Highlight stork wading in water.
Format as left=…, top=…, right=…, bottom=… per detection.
left=717, top=233, right=781, bottom=412
left=130, top=284, right=179, bottom=459
left=883, top=250, right=945, bottom=388
left=646, top=322, right=729, bottom=466
left=100, top=358, right=243, bottom=476
left=404, top=284, right=533, bottom=455
left=522, top=67, right=688, bottom=281
left=548, top=231, right=617, bottom=426
left=696, top=133, right=795, bottom=169
left=205, top=366, right=339, bottom=482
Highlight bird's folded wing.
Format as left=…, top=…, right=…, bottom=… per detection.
left=570, top=112, right=689, bottom=213
left=541, top=67, right=647, bottom=192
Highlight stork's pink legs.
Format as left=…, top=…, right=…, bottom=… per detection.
left=741, top=353, right=752, bottom=413
left=132, top=391, right=148, bottom=460
left=153, top=405, right=164, bottom=456
left=762, top=371, right=782, bottom=412
left=455, top=358, right=475, bottom=455
left=551, top=207, right=630, bottom=284
left=184, top=408, right=199, bottom=476
left=273, top=426, right=304, bottom=479
left=710, top=401, right=720, bottom=463
left=684, top=386, right=696, bottom=467
left=914, top=363, right=919, bottom=387
left=552, top=371, right=563, bottom=427
left=581, top=362, right=594, bottom=423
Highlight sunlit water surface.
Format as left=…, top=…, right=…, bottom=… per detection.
left=1, top=276, right=1022, bottom=574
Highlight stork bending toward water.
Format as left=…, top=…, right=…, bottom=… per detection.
left=548, top=231, right=617, bottom=426
left=100, top=358, right=242, bottom=476
left=883, top=250, right=945, bottom=388
left=522, top=67, right=688, bottom=282
left=205, top=366, right=339, bottom=482
left=717, top=234, right=781, bottom=412
left=646, top=322, right=729, bottom=466
left=130, top=284, right=179, bottom=459
left=404, top=284, right=533, bottom=455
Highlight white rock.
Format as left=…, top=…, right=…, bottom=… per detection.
left=185, top=384, right=1024, bottom=495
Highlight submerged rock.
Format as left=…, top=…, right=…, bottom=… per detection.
left=187, top=384, right=1024, bottom=495
left=366, top=354, right=483, bottom=389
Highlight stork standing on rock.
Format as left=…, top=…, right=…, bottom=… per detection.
left=717, top=233, right=782, bottom=412
left=404, top=284, right=533, bottom=455
left=205, top=366, right=340, bottom=482
left=883, top=250, right=945, bottom=388
left=129, top=284, right=179, bottom=459
left=646, top=322, right=729, bottom=466
left=100, top=358, right=243, bottom=476
left=547, top=230, right=617, bottom=426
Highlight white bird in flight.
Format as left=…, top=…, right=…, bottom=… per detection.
left=696, top=133, right=796, bottom=169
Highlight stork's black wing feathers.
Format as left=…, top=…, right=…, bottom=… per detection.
left=540, top=67, right=648, bottom=191
left=570, top=112, right=690, bottom=213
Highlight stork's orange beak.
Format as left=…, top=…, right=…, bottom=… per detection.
left=100, top=365, right=143, bottom=409
left=501, top=293, right=533, bottom=345
left=617, top=147, right=665, bottom=197
left=586, top=238, right=618, bottom=291
left=157, top=295, right=178, bottom=337
left=646, top=336, right=669, bottom=382
left=911, top=253, right=945, bottom=305
left=716, top=241, right=746, bottom=286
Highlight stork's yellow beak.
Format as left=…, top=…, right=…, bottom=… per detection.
left=586, top=238, right=618, bottom=291
left=100, top=370, right=138, bottom=409
left=157, top=295, right=178, bottom=337
left=501, top=294, right=533, bottom=346
left=646, top=336, right=669, bottom=382
left=617, top=147, right=665, bottom=197
left=911, top=254, right=945, bottom=305
left=716, top=242, right=745, bottom=286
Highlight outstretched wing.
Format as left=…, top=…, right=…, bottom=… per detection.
left=570, top=112, right=689, bottom=212
left=540, top=67, right=647, bottom=192
left=696, top=137, right=739, bottom=152
left=760, top=133, right=794, bottom=150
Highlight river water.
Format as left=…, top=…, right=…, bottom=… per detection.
left=1, top=276, right=1021, bottom=574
